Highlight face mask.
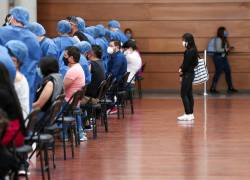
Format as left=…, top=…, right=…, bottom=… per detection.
left=224, top=31, right=228, bottom=38
left=36, top=67, right=43, bottom=78
left=126, top=33, right=132, bottom=39
left=63, top=57, right=69, bottom=66
left=107, top=47, right=114, bottom=54
left=182, top=41, right=187, bottom=48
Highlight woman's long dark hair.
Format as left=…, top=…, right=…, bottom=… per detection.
left=182, top=33, right=199, bottom=59
left=217, top=26, right=227, bottom=48
left=0, top=63, right=26, bottom=135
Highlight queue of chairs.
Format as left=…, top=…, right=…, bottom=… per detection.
left=1, top=64, right=146, bottom=180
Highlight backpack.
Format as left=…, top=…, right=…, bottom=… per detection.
left=207, top=37, right=218, bottom=55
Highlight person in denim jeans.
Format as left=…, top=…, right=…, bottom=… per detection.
left=62, top=46, right=87, bottom=141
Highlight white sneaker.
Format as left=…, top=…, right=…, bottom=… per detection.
left=80, top=135, right=88, bottom=142
left=186, top=114, right=194, bottom=120
left=177, top=114, right=187, bottom=121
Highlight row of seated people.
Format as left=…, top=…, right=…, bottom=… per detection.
left=0, top=40, right=143, bottom=179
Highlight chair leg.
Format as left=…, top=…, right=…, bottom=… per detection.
left=103, top=103, right=108, bottom=132
left=92, top=108, right=97, bottom=139
left=62, top=124, right=67, bottom=160
left=129, top=91, right=134, bottom=114
left=71, top=126, right=75, bottom=159
left=138, top=80, right=142, bottom=98
left=44, top=144, right=51, bottom=180
left=122, top=96, right=125, bottom=119
left=39, top=145, right=45, bottom=180
left=52, top=142, right=56, bottom=169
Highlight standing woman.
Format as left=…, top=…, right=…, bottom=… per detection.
left=178, top=33, right=198, bottom=121
left=210, top=27, right=237, bottom=93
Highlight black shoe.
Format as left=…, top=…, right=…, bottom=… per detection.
left=227, top=88, right=238, bottom=93
left=210, top=89, right=219, bottom=94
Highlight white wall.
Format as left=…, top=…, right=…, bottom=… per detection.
left=0, top=0, right=9, bottom=25
left=15, top=0, right=37, bottom=22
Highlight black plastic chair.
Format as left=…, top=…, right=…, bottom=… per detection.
left=81, top=80, right=107, bottom=139
left=135, top=63, right=146, bottom=99
left=56, top=87, right=86, bottom=160
left=116, top=72, right=130, bottom=119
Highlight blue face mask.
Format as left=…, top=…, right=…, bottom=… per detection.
left=126, top=33, right=132, bottom=39
left=224, top=31, right=228, bottom=38
left=36, top=67, right=43, bottom=78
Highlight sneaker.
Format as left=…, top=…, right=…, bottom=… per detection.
left=210, top=89, right=219, bottom=94
left=177, top=114, right=187, bottom=121
left=186, top=114, right=195, bottom=120
left=18, top=169, right=30, bottom=176
left=80, top=135, right=88, bottom=142
left=227, top=88, right=238, bottom=93
left=109, top=108, right=118, bottom=115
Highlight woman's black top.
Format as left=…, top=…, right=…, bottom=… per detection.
left=181, top=49, right=198, bottom=75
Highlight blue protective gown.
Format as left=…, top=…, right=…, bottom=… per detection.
left=95, top=37, right=109, bottom=72
left=58, top=52, right=91, bottom=85
left=0, top=45, right=16, bottom=82
left=0, top=25, right=41, bottom=105
left=40, top=37, right=58, bottom=58
left=53, top=35, right=78, bottom=59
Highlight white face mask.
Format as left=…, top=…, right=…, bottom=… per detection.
left=182, top=41, right=187, bottom=48
left=107, top=47, right=114, bottom=54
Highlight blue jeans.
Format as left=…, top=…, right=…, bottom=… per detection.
left=58, top=102, right=85, bottom=139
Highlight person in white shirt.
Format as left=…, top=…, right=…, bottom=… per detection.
left=5, top=40, right=30, bottom=120
left=123, top=40, right=142, bottom=84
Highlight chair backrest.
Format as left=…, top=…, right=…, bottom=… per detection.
left=64, top=86, right=87, bottom=115
left=118, top=72, right=130, bottom=90
left=96, top=80, right=107, bottom=100
left=55, top=94, right=66, bottom=101
left=45, top=99, right=65, bottom=126
left=25, top=109, right=41, bottom=133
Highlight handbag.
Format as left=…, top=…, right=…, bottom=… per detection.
left=193, top=59, right=209, bottom=85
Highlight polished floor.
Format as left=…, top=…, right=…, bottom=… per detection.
left=29, top=95, right=250, bottom=180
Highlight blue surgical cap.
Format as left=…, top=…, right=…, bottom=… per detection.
left=108, top=20, right=120, bottom=29
left=57, top=20, right=71, bottom=34
left=0, top=45, right=16, bottom=81
left=76, top=17, right=86, bottom=32
left=9, top=6, right=30, bottom=26
left=85, top=26, right=96, bottom=37
left=95, top=24, right=106, bottom=37
left=5, top=40, right=28, bottom=63
left=74, top=41, right=92, bottom=54
left=27, top=22, right=46, bottom=36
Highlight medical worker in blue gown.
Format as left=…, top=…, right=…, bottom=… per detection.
left=28, top=22, right=58, bottom=58
left=53, top=20, right=78, bottom=58
left=0, top=6, right=41, bottom=105
left=94, top=25, right=109, bottom=72
left=0, top=45, right=16, bottom=82
left=58, top=41, right=92, bottom=85
left=76, top=17, right=96, bottom=45
left=106, top=20, right=128, bottom=44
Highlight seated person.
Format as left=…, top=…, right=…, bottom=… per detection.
left=107, top=40, right=127, bottom=82
left=33, top=57, right=63, bottom=114
left=63, top=46, right=87, bottom=141
left=5, top=40, right=30, bottom=119
left=123, top=40, right=142, bottom=84
left=85, top=45, right=105, bottom=98
left=0, top=63, right=25, bottom=147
